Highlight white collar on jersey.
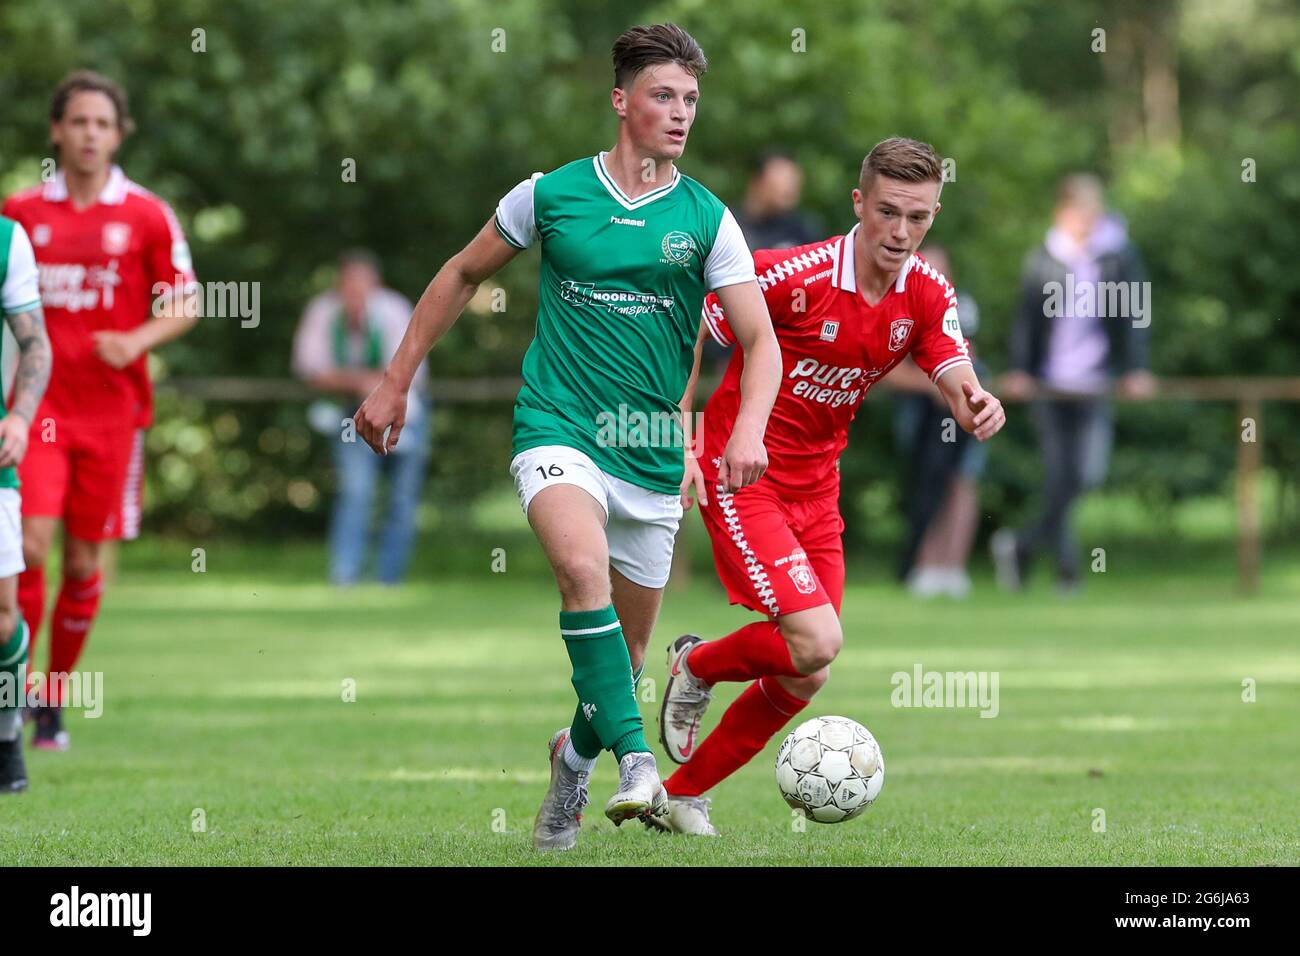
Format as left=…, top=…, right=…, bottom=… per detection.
left=592, top=151, right=682, bottom=211
left=832, top=223, right=915, bottom=295
left=43, top=164, right=129, bottom=205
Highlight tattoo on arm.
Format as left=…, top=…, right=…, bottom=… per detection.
left=5, top=306, right=52, bottom=423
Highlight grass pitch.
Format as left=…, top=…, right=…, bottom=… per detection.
left=1, top=538, right=1296, bottom=866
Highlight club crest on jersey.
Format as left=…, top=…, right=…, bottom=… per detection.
left=102, top=222, right=131, bottom=255
left=888, top=317, right=915, bottom=352
left=820, top=319, right=840, bottom=342
left=31, top=224, right=51, bottom=247
left=660, top=231, right=696, bottom=267
left=788, top=561, right=817, bottom=595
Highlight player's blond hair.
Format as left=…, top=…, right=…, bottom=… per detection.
left=859, top=138, right=943, bottom=195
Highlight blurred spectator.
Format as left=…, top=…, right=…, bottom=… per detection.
left=293, top=249, right=430, bottom=586
left=734, top=150, right=824, bottom=251
left=705, top=151, right=825, bottom=371
left=992, top=174, right=1156, bottom=592
left=888, top=244, right=988, bottom=598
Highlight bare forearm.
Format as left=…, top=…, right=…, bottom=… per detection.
left=134, top=294, right=200, bottom=351
left=7, top=307, right=51, bottom=422
left=734, top=331, right=780, bottom=435
left=386, top=263, right=477, bottom=390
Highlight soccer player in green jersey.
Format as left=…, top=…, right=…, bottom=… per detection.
left=356, top=23, right=781, bottom=850
left=0, top=215, right=53, bottom=792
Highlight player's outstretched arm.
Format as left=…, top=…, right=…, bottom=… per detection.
left=937, top=364, right=1006, bottom=442
left=712, top=280, right=780, bottom=490
left=0, top=304, right=52, bottom=468
left=355, top=218, right=521, bottom=454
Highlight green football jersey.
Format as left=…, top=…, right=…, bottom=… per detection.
left=0, top=216, right=43, bottom=490
left=496, top=153, right=755, bottom=495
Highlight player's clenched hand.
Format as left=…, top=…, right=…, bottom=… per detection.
left=354, top=376, right=407, bottom=455
left=963, top=380, right=1006, bottom=441
left=0, top=414, right=30, bottom=469
left=717, top=425, right=767, bottom=491
left=92, top=330, right=144, bottom=370
left=680, top=453, right=707, bottom=510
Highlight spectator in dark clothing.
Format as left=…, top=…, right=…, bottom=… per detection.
left=992, top=173, right=1156, bottom=592
left=733, top=150, right=824, bottom=251
left=705, top=152, right=824, bottom=371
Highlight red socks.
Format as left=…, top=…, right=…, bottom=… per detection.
left=687, top=620, right=802, bottom=684
left=17, top=566, right=45, bottom=665
left=666, top=677, right=808, bottom=797
left=47, top=571, right=103, bottom=706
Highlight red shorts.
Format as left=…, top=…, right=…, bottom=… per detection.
left=19, top=416, right=142, bottom=542
left=697, top=476, right=845, bottom=619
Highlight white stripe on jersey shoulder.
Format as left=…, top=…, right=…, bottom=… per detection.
left=754, top=241, right=838, bottom=292
left=908, top=254, right=958, bottom=302
left=592, top=152, right=681, bottom=211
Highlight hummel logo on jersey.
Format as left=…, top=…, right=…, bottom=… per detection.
left=610, top=215, right=645, bottom=227
left=820, top=320, right=840, bottom=342
left=581, top=702, right=598, bottom=722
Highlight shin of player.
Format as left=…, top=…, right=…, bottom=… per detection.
left=658, top=138, right=1006, bottom=833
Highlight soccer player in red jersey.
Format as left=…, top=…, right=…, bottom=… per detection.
left=653, top=138, right=1006, bottom=834
left=2, top=71, right=198, bottom=749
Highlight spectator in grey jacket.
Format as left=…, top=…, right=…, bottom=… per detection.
left=992, top=174, right=1156, bottom=592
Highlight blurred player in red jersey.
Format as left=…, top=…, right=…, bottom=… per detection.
left=2, top=71, right=198, bottom=749
left=653, top=138, right=1006, bottom=834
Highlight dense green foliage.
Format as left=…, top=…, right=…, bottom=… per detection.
left=0, top=0, right=1295, bottom=540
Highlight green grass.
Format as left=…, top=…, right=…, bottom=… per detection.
left=1, top=540, right=1297, bottom=866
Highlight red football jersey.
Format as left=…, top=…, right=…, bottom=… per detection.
left=2, top=166, right=195, bottom=428
left=700, top=225, right=972, bottom=500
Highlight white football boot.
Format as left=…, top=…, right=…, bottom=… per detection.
left=603, top=751, right=668, bottom=826
left=532, top=728, right=590, bottom=852
left=643, top=794, right=719, bottom=836
left=659, top=634, right=713, bottom=764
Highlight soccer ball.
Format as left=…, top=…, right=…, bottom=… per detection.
left=775, top=715, right=885, bottom=823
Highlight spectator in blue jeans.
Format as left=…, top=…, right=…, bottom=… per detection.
left=993, top=175, right=1155, bottom=592
left=293, top=249, right=430, bottom=585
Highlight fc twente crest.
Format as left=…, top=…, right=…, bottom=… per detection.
left=888, top=317, right=914, bottom=352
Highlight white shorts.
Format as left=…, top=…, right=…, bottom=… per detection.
left=0, top=488, right=25, bottom=579
left=510, top=444, right=683, bottom=590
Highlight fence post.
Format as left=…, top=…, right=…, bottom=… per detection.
left=1236, top=395, right=1261, bottom=594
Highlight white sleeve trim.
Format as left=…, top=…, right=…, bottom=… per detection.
left=930, top=356, right=974, bottom=384
left=494, top=173, right=542, bottom=249
left=703, top=207, right=756, bottom=291
left=2, top=222, right=41, bottom=315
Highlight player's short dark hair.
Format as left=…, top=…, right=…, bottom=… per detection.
left=611, top=23, right=707, bottom=90
left=859, top=137, right=943, bottom=195
left=49, top=70, right=135, bottom=136
left=752, top=148, right=797, bottom=177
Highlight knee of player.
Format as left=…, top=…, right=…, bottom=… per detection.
left=553, top=556, right=610, bottom=606
left=791, top=626, right=842, bottom=674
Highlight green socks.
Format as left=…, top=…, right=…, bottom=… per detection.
left=0, top=619, right=28, bottom=742
left=561, top=606, right=648, bottom=761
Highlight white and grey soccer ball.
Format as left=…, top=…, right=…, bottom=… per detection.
left=775, top=715, right=884, bottom=823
